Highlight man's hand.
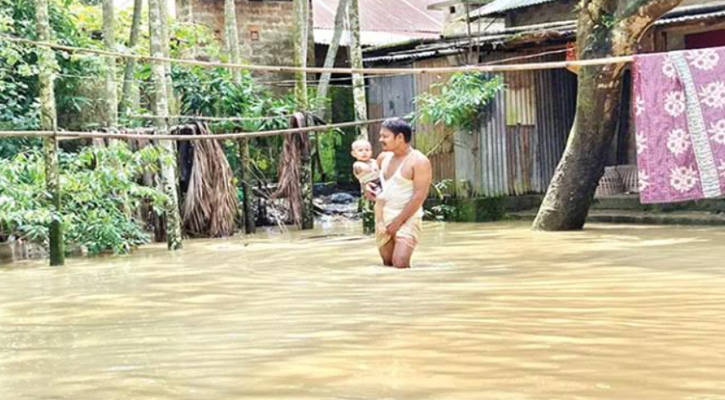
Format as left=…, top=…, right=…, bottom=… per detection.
left=364, top=182, right=377, bottom=201
left=385, top=217, right=403, bottom=236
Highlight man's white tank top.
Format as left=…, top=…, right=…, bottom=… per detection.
left=379, top=151, right=424, bottom=222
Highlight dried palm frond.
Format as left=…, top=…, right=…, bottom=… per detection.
left=272, top=113, right=312, bottom=227
left=175, top=122, right=238, bottom=237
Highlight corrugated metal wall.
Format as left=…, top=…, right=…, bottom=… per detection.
left=366, top=52, right=577, bottom=197
left=413, top=58, right=456, bottom=184
left=468, top=52, right=577, bottom=197
left=366, top=73, right=416, bottom=155
left=534, top=62, right=578, bottom=192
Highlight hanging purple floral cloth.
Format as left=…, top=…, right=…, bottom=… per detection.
left=633, top=47, right=725, bottom=204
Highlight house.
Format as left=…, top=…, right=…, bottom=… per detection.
left=363, top=0, right=725, bottom=198
left=175, top=0, right=445, bottom=68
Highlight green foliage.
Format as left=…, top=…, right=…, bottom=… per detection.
left=0, top=0, right=104, bottom=155
left=424, top=179, right=456, bottom=221
left=0, top=142, right=169, bottom=255
left=414, top=73, right=503, bottom=131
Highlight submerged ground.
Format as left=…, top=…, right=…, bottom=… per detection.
left=2, top=221, right=725, bottom=399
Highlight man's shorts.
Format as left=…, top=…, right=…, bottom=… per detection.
left=376, top=216, right=422, bottom=249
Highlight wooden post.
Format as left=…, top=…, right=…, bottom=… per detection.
left=149, top=0, right=183, bottom=249
left=293, top=0, right=314, bottom=230
left=35, top=0, right=64, bottom=266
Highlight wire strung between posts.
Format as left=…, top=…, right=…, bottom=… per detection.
left=0, top=34, right=635, bottom=75
left=0, top=118, right=390, bottom=141
left=0, top=64, right=380, bottom=88
left=125, top=113, right=291, bottom=122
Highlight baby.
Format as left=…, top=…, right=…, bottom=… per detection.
left=351, top=139, right=384, bottom=230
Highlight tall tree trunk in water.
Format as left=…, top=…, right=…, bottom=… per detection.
left=346, top=0, right=374, bottom=234
left=224, top=0, right=255, bottom=233
left=102, top=0, right=117, bottom=131
left=120, top=0, right=142, bottom=115
left=346, top=0, right=368, bottom=139
left=224, top=0, right=241, bottom=84
left=35, top=0, right=64, bottom=266
left=149, top=0, right=183, bottom=249
left=293, top=0, right=314, bottom=230
left=315, top=0, right=348, bottom=119
left=533, top=0, right=682, bottom=231
left=158, top=0, right=177, bottom=119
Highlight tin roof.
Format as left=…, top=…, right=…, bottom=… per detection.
left=472, top=0, right=557, bottom=17
left=312, top=0, right=444, bottom=46
left=364, top=2, right=725, bottom=63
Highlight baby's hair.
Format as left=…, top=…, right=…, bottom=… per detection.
left=351, top=139, right=372, bottom=150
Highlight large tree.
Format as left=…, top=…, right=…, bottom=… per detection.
left=533, top=0, right=682, bottom=231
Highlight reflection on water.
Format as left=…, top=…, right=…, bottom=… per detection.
left=2, top=221, right=725, bottom=399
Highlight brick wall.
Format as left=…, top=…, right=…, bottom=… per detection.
left=182, top=0, right=296, bottom=67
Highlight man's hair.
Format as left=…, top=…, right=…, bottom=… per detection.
left=382, top=118, right=412, bottom=143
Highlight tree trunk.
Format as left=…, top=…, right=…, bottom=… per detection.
left=159, top=0, right=177, bottom=120
left=224, top=0, right=242, bottom=84
left=120, top=0, right=142, bottom=115
left=224, top=0, right=254, bottom=234
left=149, top=0, right=183, bottom=249
left=238, top=140, right=256, bottom=233
left=293, top=0, right=314, bottom=230
left=533, top=0, right=683, bottom=231
left=35, top=0, right=64, bottom=266
left=102, top=0, right=117, bottom=130
left=315, top=0, right=349, bottom=120
left=346, top=0, right=374, bottom=233
left=346, top=0, right=368, bottom=139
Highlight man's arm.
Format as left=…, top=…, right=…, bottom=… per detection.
left=386, top=154, right=432, bottom=234
left=364, top=153, right=388, bottom=201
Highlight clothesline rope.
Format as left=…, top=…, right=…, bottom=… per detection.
left=0, top=117, right=391, bottom=141
left=125, top=114, right=291, bottom=122
left=0, top=34, right=635, bottom=75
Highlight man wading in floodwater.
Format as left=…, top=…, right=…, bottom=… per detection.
left=365, top=118, right=432, bottom=269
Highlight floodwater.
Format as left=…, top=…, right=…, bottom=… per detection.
left=2, top=221, right=725, bottom=400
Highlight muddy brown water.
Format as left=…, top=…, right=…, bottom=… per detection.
left=2, top=221, right=725, bottom=399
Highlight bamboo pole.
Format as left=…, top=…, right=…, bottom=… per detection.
left=35, top=0, right=64, bottom=266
